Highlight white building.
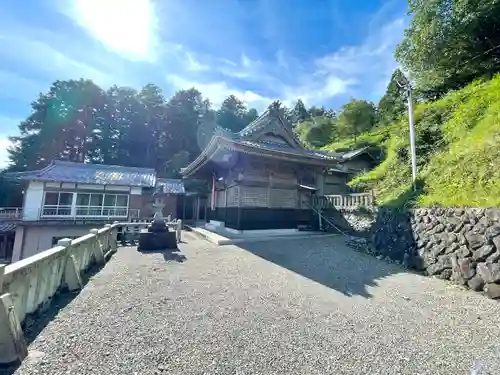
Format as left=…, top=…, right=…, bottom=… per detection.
left=3, top=161, right=185, bottom=261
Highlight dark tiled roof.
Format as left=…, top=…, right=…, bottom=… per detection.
left=155, top=179, right=185, bottom=195
left=238, top=140, right=298, bottom=152
left=182, top=109, right=373, bottom=176
left=340, top=147, right=371, bottom=160
left=0, top=223, right=16, bottom=233
left=236, top=140, right=342, bottom=161
left=237, top=110, right=272, bottom=137
left=7, top=161, right=156, bottom=187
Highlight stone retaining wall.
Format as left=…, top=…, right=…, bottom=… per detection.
left=325, top=207, right=376, bottom=236
left=371, top=207, right=500, bottom=299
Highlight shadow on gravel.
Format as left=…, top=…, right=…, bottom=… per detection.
left=238, top=236, right=405, bottom=298
left=137, top=247, right=187, bottom=263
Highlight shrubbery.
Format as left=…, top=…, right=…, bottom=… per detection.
left=324, top=74, right=500, bottom=208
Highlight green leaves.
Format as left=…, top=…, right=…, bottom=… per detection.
left=377, top=69, right=408, bottom=126
left=396, top=0, right=500, bottom=97
left=5, top=80, right=263, bottom=182
left=216, top=95, right=258, bottom=132
left=336, top=99, right=376, bottom=140
left=295, top=116, right=336, bottom=147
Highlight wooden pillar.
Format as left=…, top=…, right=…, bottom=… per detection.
left=268, top=171, right=272, bottom=209
left=205, top=198, right=209, bottom=222
left=224, top=188, right=228, bottom=224
left=182, top=195, right=186, bottom=221
left=237, top=186, right=242, bottom=230
left=0, top=235, right=5, bottom=259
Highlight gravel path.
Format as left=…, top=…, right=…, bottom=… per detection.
left=9, top=232, right=500, bottom=375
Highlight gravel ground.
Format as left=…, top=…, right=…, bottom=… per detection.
left=7, top=232, right=500, bottom=375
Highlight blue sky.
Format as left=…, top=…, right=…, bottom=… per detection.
left=0, top=0, right=409, bottom=167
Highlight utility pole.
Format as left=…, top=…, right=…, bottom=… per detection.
left=398, top=75, right=417, bottom=192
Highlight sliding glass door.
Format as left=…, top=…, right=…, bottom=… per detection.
left=41, top=191, right=130, bottom=218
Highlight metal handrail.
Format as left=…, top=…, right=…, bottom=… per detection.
left=0, top=207, right=141, bottom=221
left=302, top=200, right=347, bottom=236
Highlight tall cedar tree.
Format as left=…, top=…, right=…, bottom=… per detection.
left=377, top=68, right=408, bottom=126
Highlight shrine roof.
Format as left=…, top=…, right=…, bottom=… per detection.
left=181, top=110, right=372, bottom=178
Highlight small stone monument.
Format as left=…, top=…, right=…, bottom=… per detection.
left=138, top=212, right=177, bottom=251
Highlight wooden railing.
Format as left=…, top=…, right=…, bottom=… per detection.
left=313, top=192, right=375, bottom=210
left=0, top=222, right=120, bottom=364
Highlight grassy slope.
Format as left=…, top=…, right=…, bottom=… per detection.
left=323, top=74, right=500, bottom=208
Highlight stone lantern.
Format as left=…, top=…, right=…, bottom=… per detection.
left=152, top=197, right=165, bottom=218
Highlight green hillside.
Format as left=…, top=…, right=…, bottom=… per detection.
left=324, top=75, right=500, bottom=209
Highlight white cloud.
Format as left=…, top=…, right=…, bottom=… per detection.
left=185, top=52, right=210, bottom=72
left=166, top=74, right=273, bottom=110
left=0, top=35, right=118, bottom=88
left=311, top=18, right=406, bottom=102
left=0, top=116, right=22, bottom=167
left=214, top=54, right=267, bottom=80
left=0, top=135, right=12, bottom=169
left=0, top=70, right=46, bottom=102
left=0, top=115, right=21, bottom=134
left=173, top=18, right=406, bottom=109
left=69, top=0, right=160, bottom=62
left=276, top=50, right=289, bottom=71
left=281, top=76, right=355, bottom=107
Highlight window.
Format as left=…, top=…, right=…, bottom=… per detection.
left=76, top=192, right=128, bottom=217
left=104, top=195, right=116, bottom=206
left=41, top=191, right=129, bottom=218
left=116, top=195, right=128, bottom=207
left=76, top=193, right=90, bottom=206
left=42, top=192, right=73, bottom=216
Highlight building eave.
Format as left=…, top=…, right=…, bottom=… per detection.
left=182, top=136, right=345, bottom=179
left=3, top=161, right=157, bottom=187
left=339, top=146, right=375, bottom=162
left=181, top=136, right=222, bottom=178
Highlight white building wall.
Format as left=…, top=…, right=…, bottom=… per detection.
left=23, top=181, right=44, bottom=220
left=16, top=225, right=97, bottom=260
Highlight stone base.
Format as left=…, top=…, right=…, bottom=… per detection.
left=0, top=293, right=28, bottom=365
left=138, top=230, right=177, bottom=251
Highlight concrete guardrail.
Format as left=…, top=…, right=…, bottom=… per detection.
left=0, top=222, right=120, bottom=365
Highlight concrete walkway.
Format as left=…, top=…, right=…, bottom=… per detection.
left=8, top=233, right=500, bottom=375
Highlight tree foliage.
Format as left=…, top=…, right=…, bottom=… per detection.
left=290, top=99, right=310, bottom=126
left=295, top=116, right=337, bottom=147
left=377, top=68, right=408, bottom=126
left=216, top=95, right=258, bottom=132
left=396, top=0, right=500, bottom=97
left=336, top=99, right=376, bottom=140
left=6, top=80, right=258, bottom=181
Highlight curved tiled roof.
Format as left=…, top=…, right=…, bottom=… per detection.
left=6, top=161, right=156, bottom=187
left=155, top=179, right=186, bottom=195
left=0, top=222, right=16, bottom=233
left=237, top=110, right=272, bottom=137
left=182, top=109, right=374, bottom=177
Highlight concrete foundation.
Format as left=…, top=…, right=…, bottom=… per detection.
left=12, top=224, right=100, bottom=262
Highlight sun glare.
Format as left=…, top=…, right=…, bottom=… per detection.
left=74, top=0, right=158, bottom=61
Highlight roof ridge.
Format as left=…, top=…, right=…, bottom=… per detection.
left=236, top=109, right=270, bottom=137
left=52, top=160, right=156, bottom=172
left=157, top=178, right=183, bottom=182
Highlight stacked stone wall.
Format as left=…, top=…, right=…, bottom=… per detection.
left=370, top=207, right=500, bottom=299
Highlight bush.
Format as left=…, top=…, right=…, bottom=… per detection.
left=325, top=74, right=500, bottom=209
